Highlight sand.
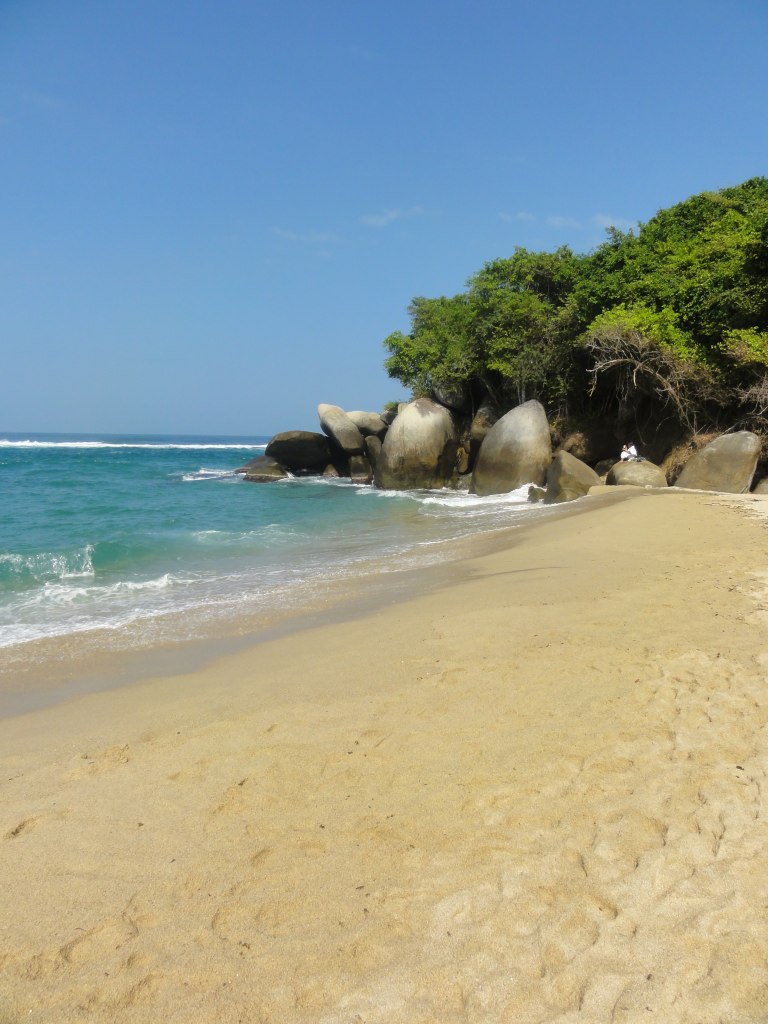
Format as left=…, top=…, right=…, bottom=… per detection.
left=2, top=489, right=768, bottom=1023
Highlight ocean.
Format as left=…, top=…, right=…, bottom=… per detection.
left=1, top=432, right=552, bottom=703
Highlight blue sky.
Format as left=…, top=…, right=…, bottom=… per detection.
left=2, top=0, right=767, bottom=435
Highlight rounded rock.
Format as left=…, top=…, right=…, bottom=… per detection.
left=606, top=460, right=668, bottom=487
left=675, top=431, right=761, bottom=493
left=375, top=398, right=458, bottom=490
left=470, top=400, right=552, bottom=496
left=545, top=451, right=601, bottom=504
left=265, top=431, right=332, bottom=474
left=241, top=456, right=289, bottom=483
left=317, top=404, right=366, bottom=455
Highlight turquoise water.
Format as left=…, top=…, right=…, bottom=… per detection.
left=0, top=432, right=547, bottom=660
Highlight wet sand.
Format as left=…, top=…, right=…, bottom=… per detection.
left=2, top=489, right=768, bottom=1023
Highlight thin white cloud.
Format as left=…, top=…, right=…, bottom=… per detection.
left=592, top=213, right=636, bottom=232
left=359, top=206, right=427, bottom=228
left=499, top=211, right=536, bottom=223
left=546, top=215, right=582, bottom=229
left=23, top=90, right=64, bottom=111
left=272, top=227, right=339, bottom=244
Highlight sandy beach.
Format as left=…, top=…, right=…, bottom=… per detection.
left=2, top=488, right=768, bottom=1024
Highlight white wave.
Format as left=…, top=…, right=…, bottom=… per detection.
left=0, top=572, right=193, bottom=648
left=259, top=523, right=299, bottom=539
left=0, top=439, right=267, bottom=451
left=420, top=484, right=533, bottom=507
left=355, top=483, right=533, bottom=507
left=355, top=486, right=417, bottom=500
left=61, top=544, right=96, bottom=577
left=0, top=545, right=95, bottom=580
left=37, top=573, right=176, bottom=605
left=190, top=525, right=296, bottom=546
left=181, top=468, right=240, bottom=481
left=0, top=595, right=184, bottom=648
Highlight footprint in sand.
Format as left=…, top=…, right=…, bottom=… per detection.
left=203, top=776, right=252, bottom=830
left=67, top=744, right=132, bottom=779
left=3, top=815, right=41, bottom=840
left=57, top=917, right=138, bottom=966
left=3, top=808, right=70, bottom=841
left=212, top=899, right=292, bottom=942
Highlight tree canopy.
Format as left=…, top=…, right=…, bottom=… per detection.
left=383, top=177, right=768, bottom=432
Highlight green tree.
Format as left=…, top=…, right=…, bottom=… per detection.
left=466, top=248, right=583, bottom=408
left=383, top=177, right=768, bottom=433
left=383, top=293, right=473, bottom=397
left=384, top=246, right=585, bottom=413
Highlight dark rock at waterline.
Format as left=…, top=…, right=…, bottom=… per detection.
left=455, top=446, right=470, bottom=475
left=349, top=454, right=373, bottom=485
left=241, top=456, right=289, bottom=483
left=606, top=460, right=668, bottom=488
left=318, top=403, right=365, bottom=455
left=265, top=431, right=332, bottom=474
left=675, top=431, right=761, bottom=493
left=753, top=476, right=768, bottom=494
left=471, top=400, right=552, bottom=496
left=545, top=451, right=601, bottom=504
left=375, top=397, right=458, bottom=490
left=364, top=435, right=382, bottom=470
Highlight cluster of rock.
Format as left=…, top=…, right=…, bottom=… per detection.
left=239, top=395, right=764, bottom=504
left=238, top=405, right=391, bottom=485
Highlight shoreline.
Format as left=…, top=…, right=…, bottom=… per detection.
left=0, top=489, right=606, bottom=720
left=2, top=488, right=768, bottom=1022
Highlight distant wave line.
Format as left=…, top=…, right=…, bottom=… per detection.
left=0, top=440, right=268, bottom=451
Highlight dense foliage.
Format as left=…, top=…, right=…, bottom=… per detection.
left=384, top=178, right=768, bottom=431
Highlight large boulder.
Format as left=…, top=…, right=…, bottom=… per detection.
left=606, top=460, right=668, bottom=487
left=265, top=431, right=332, bottom=474
left=675, top=431, right=761, bottom=493
left=375, top=398, right=458, bottom=490
left=241, top=456, right=289, bottom=483
left=470, top=400, right=552, bottom=496
left=346, top=411, right=388, bottom=439
left=317, top=404, right=365, bottom=455
left=545, top=451, right=601, bottom=504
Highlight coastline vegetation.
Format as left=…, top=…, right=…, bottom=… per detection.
left=383, top=178, right=768, bottom=440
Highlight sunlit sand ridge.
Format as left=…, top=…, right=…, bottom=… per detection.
left=1, top=490, right=767, bottom=1023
